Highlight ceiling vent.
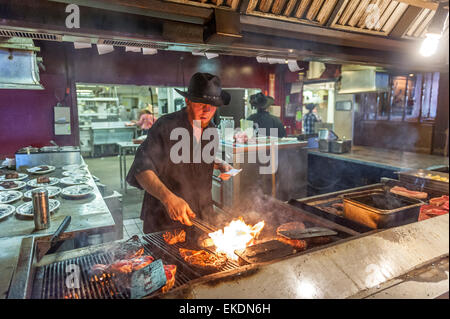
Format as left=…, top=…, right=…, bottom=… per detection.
left=0, top=28, right=62, bottom=41
left=98, top=39, right=168, bottom=50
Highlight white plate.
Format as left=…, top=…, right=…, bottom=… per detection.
left=16, top=199, right=60, bottom=218
left=0, top=191, right=23, bottom=204
left=62, top=169, right=89, bottom=177
left=0, top=204, right=15, bottom=221
left=63, top=164, right=88, bottom=171
left=0, top=180, right=27, bottom=191
left=23, top=186, right=62, bottom=200
left=60, top=176, right=90, bottom=185
left=27, top=177, right=60, bottom=188
left=27, top=165, right=56, bottom=175
left=0, top=173, right=28, bottom=182
left=61, top=185, right=94, bottom=198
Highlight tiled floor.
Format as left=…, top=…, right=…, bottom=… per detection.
left=123, top=218, right=144, bottom=237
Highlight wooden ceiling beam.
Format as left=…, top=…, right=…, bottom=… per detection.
left=395, top=0, right=439, bottom=10
left=241, top=14, right=416, bottom=52
left=326, top=0, right=348, bottom=27
left=389, top=5, right=423, bottom=37
left=48, top=0, right=213, bottom=25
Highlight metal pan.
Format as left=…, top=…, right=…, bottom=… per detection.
left=342, top=191, right=423, bottom=229
left=397, top=169, right=449, bottom=194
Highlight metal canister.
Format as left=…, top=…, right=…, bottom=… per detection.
left=32, top=189, right=51, bottom=230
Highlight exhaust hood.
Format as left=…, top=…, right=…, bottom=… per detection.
left=0, top=37, right=43, bottom=90
left=338, top=67, right=389, bottom=94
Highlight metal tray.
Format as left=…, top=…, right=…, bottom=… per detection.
left=342, top=191, right=423, bottom=229
left=397, top=169, right=449, bottom=194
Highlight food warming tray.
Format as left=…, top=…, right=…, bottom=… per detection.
left=342, top=191, right=423, bottom=229
left=397, top=169, right=449, bottom=194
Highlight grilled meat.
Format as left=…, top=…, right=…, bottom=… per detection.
left=130, top=255, right=155, bottom=271
left=37, top=166, right=49, bottom=171
left=37, top=176, right=50, bottom=184
left=179, top=248, right=227, bottom=270
left=0, top=181, right=18, bottom=189
left=419, top=205, right=448, bottom=221
left=163, top=229, right=186, bottom=245
left=162, top=265, right=177, bottom=293
left=306, top=236, right=332, bottom=246
left=390, top=186, right=428, bottom=199
left=276, top=236, right=307, bottom=250
left=429, top=195, right=449, bottom=208
left=111, top=235, right=144, bottom=260
left=276, top=222, right=305, bottom=235
left=5, top=172, right=19, bottom=179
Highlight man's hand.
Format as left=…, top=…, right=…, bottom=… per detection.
left=162, top=194, right=196, bottom=226
left=216, top=162, right=234, bottom=181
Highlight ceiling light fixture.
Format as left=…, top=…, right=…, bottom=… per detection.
left=205, top=52, right=219, bottom=59
left=125, top=46, right=141, bottom=53
left=142, top=48, right=158, bottom=55
left=419, top=2, right=448, bottom=57
left=96, top=44, right=114, bottom=55
left=73, top=42, right=91, bottom=49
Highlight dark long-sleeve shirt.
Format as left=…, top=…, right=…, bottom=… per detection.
left=247, top=110, right=286, bottom=138
left=126, top=108, right=217, bottom=233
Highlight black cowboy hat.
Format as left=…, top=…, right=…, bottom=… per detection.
left=175, top=72, right=231, bottom=107
left=249, top=92, right=274, bottom=109
left=305, top=103, right=317, bottom=111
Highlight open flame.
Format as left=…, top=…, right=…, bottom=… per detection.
left=208, top=217, right=265, bottom=260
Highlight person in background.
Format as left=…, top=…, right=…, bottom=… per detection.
left=303, top=103, right=321, bottom=135
left=247, top=92, right=286, bottom=138
left=127, top=108, right=157, bottom=135
left=118, top=104, right=130, bottom=121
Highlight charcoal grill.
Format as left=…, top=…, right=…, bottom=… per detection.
left=27, top=229, right=242, bottom=299
left=30, top=238, right=202, bottom=299
left=10, top=197, right=359, bottom=299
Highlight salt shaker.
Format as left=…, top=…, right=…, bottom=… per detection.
left=32, top=189, right=51, bottom=230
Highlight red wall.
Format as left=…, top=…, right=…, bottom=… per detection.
left=0, top=41, right=276, bottom=157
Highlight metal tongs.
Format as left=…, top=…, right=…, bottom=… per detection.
left=277, top=227, right=338, bottom=240
left=36, top=216, right=71, bottom=262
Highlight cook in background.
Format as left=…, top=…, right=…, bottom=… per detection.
left=126, top=106, right=157, bottom=135
left=126, top=73, right=234, bottom=233
left=303, top=103, right=322, bottom=135
left=247, top=92, right=286, bottom=138
left=118, top=104, right=130, bottom=121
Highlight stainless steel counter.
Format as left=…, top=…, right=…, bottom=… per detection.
left=216, top=139, right=309, bottom=208
left=0, top=167, right=115, bottom=239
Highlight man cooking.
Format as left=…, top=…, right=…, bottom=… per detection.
left=247, top=92, right=286, bottom=138
left=126, top=73, right=233, bottom=234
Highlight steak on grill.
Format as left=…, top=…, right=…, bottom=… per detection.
left=179, top=248, right=227, bottom=270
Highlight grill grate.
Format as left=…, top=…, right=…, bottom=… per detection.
left=32, top=245, right=198, bottom=299
left=142, top=231, right=242, bottom=275
left=32, top=228, right=243, bottom=299
left=36, top=252, right=128, bottom=299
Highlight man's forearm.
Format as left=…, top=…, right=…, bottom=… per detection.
left=135, top=170, right=173, bottom=206
left=214, top=157, right=227, bottom=170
